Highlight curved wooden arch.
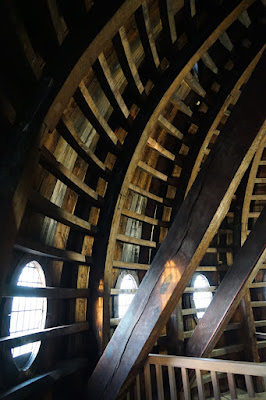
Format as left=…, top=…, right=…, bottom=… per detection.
left=100, top=0, right=259, bottom=348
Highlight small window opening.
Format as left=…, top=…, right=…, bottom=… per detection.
left=9, top=261, right=47, bottom=370
left=118, top=274, right=138, bottom=318
left=192, top=274, right=212, bottom=319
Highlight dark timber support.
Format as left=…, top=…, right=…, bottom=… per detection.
left=186, top=206, right=266, bottom=357
left=87, top=51, right=266, bottom=400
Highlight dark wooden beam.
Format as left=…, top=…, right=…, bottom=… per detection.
left=186, top=206, right=266, bottom=357
left=2, top=286, right=90, bottom=299
left=87, top=51, right=266, bottom=400
left=0, top=322, right=89, bottom=349
left=0, top=357, right=87, bottom=400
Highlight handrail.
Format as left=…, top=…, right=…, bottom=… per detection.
left=147, top=354, right=266, bottom=377
left=130, top=354, right=266, bottom=400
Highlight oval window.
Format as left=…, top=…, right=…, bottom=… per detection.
left=192, top=274, right=212, bottom=319
left=9, top=261, right=47, bottom=370
left=118, top=274, right=138, bottom=318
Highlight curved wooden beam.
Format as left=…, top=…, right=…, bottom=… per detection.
left=87, top=49, right=266, bottom=400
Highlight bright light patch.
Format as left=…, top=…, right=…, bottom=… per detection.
left=192, top=274, right=212, bottom=319
left=9, top=261, right=47, bottom=369
left=118, top=274, right=137, bottom=318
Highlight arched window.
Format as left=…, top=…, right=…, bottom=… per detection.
left=118, top=274, right=138, bottom=318
left=9, top=261, right=47, bottom=370
left=192, top=274, right=212, bottom=319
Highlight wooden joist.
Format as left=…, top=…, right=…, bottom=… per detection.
left=129, top=183, right=164, bottom=203
left=56, top=119, right=112, bottom=179
left=40, top=146, right=102, bottom=207
left=157, top=114, right=184, bottom=140
left=121, top=208, right=169, bottom=228
left=147, top=137, right=175, bottom=161
left=113, top=260, right=149, bottom=270
left=88, top=52, right=266, bottom=399
left=116, top=233, right=157, bottom=248
left=93, top=52, right=130, bottom=124
left=238, top=10, right=251, bottom=28
left=158, top=0, right=177, bottom=46
left=15, top=237, right=93, bottom=265
left=171, top=93, right=193, bottom=116
left=29, top=191, right=98, bottom=236
left=0, top=322, right=89, bottom=349
left=201, top=52, right=218, bottom=74
left=219, top=32, right=234, bottom=52
left=186, top=207, right=266, bottom=358
left=184, top=72, right=206, bottom=97
left=2, top=286, right=90, bottom=299
left=135, top=2, right=160, bottom=75
left=137, top=160, right=168, bottom=182
left=113, top=26, right=145, bottom=102
left=75, top=83, right=120, bottom=152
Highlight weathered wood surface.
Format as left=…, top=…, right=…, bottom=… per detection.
left=87, top=50, right=266, bottom=400
left=186, top=206, right=266, bottom=357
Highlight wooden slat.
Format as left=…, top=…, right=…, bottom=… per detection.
left=147, top=137, right=175, bottom=161
left=15, top=237, right=93, bottom=265
left=111, top=288, right=137, bottom=295
left=201, top=52, right=218, bottom=74
left=158, top=0, right=177, bottom=45
left=155, top=364, right=165, bottom=400
left=57, top=119, right=111, bottom=179
left=211, top=371, right=221, bottom=400
left=40, top=147, right=102, bottom=206
left=135, top=374, right=141, bottom=400
left=113, top=26, right=144, bottom=101
left=129, top=183, right=164, bottom=203
left=227, top=373, right=237, bottom=399
left=144, top=363, right=152, bottom=400
left=29, top=191, right=97, bottom=236
left=135, top=2, right=160, bottom=74
left=137, top=160, right=168, bottom=182
left=171, top=94, right=193, bottom=116
left=210, top=344, right=244, bottom=357
left=219, top=32, right=234, bottom=52
left=251, top=301, right=266, bottom=308
left=116, top=233, right=157, bottom=248
left=93, top=52, right=130, bottom=121
left=184, top=72, right=206, bottom=97
left=158, top=114, right=184, bottom=141
left=121, top=208, right=168, bottom=227
left=0, top=322, right=89, bottom=348
left=244, top=375, right=255, bottom=398
left=168, top=366, right=177, bottom=400
left=113, top=260, right=149, bottom=270
left=76, top=83, right=119, bottom=150
left=3, top=286, right=90, bottom=299
left=181, top=367, right=191, bottom=400
left=196, top=369, right=205, bottom=400
left=255, top=320, right=266, bottom=328
left=238, top=10, right=251, bottom=27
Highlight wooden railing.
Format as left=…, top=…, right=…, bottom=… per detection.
left=125, top=354, right=266, bottom=400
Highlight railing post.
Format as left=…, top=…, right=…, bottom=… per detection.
left=144, top=363, right=152, bottom=400
left=181, top=367, right=191, bottom=400
left=211, top=370, right=221, bottom=400
left=155, top=364, right=165, bottom=400
left=244, top=375, right=255, bottom=399
left=227, top=373, right=237, bottom=399
left=168, top=366, right=177, bottom=400
left=196, top=369, right=205, bottom=400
